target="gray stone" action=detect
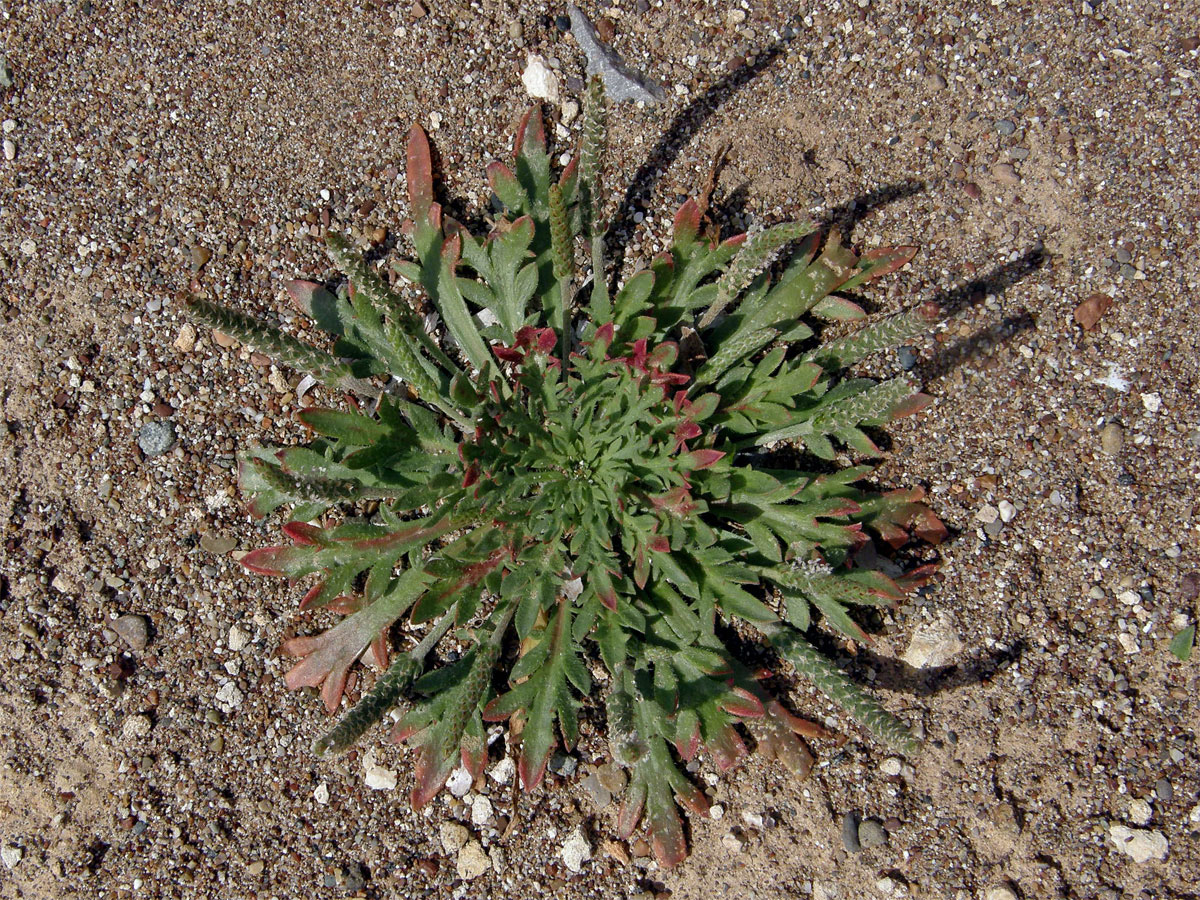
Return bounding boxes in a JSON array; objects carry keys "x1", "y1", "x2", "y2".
[
  {"x1": 841, "y1": 811, "x2": 861, "y2": 852},
  {"x1": 858, "y1": 818, "x2": 888, "y2": 848},
  {"x1": 137, "y1": 420, "x2": 176, "y2": 457},
  {"x1": 994, "y1": 119, "x2": 1017, "y2": 136},
  {"x1": 113, "y1": 613, "x2": 150, "y2": 650},
  {"x1": 567, "y1": 5, "x2": 664, "y2": 103}
]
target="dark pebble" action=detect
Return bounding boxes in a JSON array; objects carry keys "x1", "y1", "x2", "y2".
[
  {"x1": 995, "y1": 119, "x2": 1016, "y2": 136},
  {"x1": 898, "y1": 346, "x2": 918, "y2": 370},
  {"x1": 1180, "y1": 572, "x2": 1200, "y2": 602},
  {"x1": 1182, "y1": 36, "x2": 1199, "y2": 52},
  {"x1": 566, "y1": 75, "x2": 584, "y2": 93},
  {"x1": 1117, "y1": 472, "x2": 1135, "y2": 486},
  {"x1": 555, "y1": 14, "x2": 570, "y2": 31},
  {"x1": 841, "y1": 811, "x2": 861, "y2": 853},
  {"x1": 964, "y1": 182, "x2": 982, "y2": 200}
]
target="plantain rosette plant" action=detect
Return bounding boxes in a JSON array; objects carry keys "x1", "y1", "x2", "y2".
[{"x1": 188, "y1": 79, "x2": 946, "y2": 867}]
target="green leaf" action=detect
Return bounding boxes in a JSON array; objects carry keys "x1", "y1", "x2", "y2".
[{"x1": 1169, "y1": 625, "x2": 1195, "y2": 662}]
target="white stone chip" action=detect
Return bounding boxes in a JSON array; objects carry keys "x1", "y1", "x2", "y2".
[
  {"x1": 521, "y1": 54, "x2": 560, "y2": 102},
  {"x1": 440, "y1": 821, "x2": 470, "y2": 855},
  {"x1": 1109, "y1": 823, "x2": 1168, "y2": 863},
  {"x1": 446, "y1": 765, "x2": 473, "y2": 797},
  {"x1": 314, "y1": 783, "x2": 330, "y2": 805},
  {"x1": 488, "y1": 756, "x2": 515, "y2": 785},
  {"x1": 456, "y1": 840, "x2": 490, "y2": 880},
  {"x1": 228, "y1": 625, "x2": 250, "y2": 652},
  {"x1": 363, "y1": 748, "x2": 398, "y2": 791},
  {"x1": 1, "y1": 845, "x2": 22, "y2": 869},
  {"x1": 560, "y1": 826, "x2": 593, "y2": 873},
  {"x1": 902, "y1": 617, "x2": 964, "y2": 669}
]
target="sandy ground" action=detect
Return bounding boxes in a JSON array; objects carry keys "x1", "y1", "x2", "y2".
[{"x1": 1, "y1": 1, "x2": 1198, "y2": 898}]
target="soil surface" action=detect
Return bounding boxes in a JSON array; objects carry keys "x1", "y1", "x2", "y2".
[{"x1": 2, "y1": 1, "x2": 1198, "y2": 899}]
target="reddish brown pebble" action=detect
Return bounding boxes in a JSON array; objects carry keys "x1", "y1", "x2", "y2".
[
  {"x1": 119, "y1": 816, "x2": 136, "y2": 830},
  {"x1": 415, "y1": 859, "x2": 438, "y2": 877},
  {"x1": 410, "y1": 0, "x2": 428, "y2": 19},
  {"x1": 964, "y1": 181, "x2": 982, "y2": 199},
  {"x1": 249, "y1": 352, "x2": 272, "y2": 366},
  {"x1": 597, "y1": 18, "x2": 616, "y2": 43},
  {"x1": 1182, "y1": 36, "x2": 1200, "y2": 51},
  {"x1": 190, "y1": 245, "x2": 212, "y2": 270},
  {"x1": 1182, "y1": 572, "x2": 1200, "y2": 602},
  {"x1": 357, "y1": 198, "x2": 377, "y2": 216},
  {"x1": 153, "y1": 402, "x2": 174, "y2": 418},
  {"x1": 1074, "y1": 292, "x2": 1112, "y2": 330},
  {"x1": 212, "y1": 330, "x2": 237, "y2": 348}
]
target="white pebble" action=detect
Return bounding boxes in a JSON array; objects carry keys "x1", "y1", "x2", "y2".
[
  {"x1": 2, "y1": 139, "x2": 15, "y2": 160},
  {"x1": 880, "y1": 757, "x2": 904, "y2": 776},
  {"x1": 1109, "y1": 824, "x2": 1168, "y2": 863},
  {"x1": 560, "y1": 826, "x2": 593, "y2": 873},
  {"x1": 470, "y1": 795, "x2": 494, "y2": 827},
  {"x1": 488, "y1": 757, "x2": 515, "y2": 785},
  {"x1": 228, "y1": 625, "x2": 249, "y2": 651},
  {"x1": 1140, "y1": 392, "x2": 1162, "y2": 413},
  {"x1": 1117, "y1": 632, "x2": 1140, "y2": 654},
  {"x1": 363, "y1": 748, "x2": 398, "y2": 791},
  {"x1": 446, "y1": 765, "x2": 473, "y2": 797},
  {"x1": 1, "y1": 119, "x2": 15, "y2": 133},
  {"x1": 997, "y1": 500, "x2": 1017, "y2": 523},
  {"x1": 975, "y1": 504, "x2": 999, "y2": 524},
  {"x1": 521, "y1": 54, "x2": 560, "y2": 102},
  {"x1": 314, "y1": 783, "x2": 330, "y2": 805},
  {"x1": 1127, "y1": 798, "x2": 1152, "y2": 825},
  {"x1": 1, "y1": 845, "x2": 21, "y2": 870}
]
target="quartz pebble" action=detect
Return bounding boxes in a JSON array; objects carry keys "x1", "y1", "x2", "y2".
[
  {"x1": 983, "y1": 886, "x2": 1018, "y2": 900},
  {"x1": 137, "y1": 421, "x2": 176, "y2": 457},
  {"x1": 1, "y1": 845, "x2": 21, "y2": 869},
  {"x1": 446, "y1": 766, "x2": 473, "y2": 797},
  {"x1": 521, "y1": 54, "x2": 560, "y2": 102}
]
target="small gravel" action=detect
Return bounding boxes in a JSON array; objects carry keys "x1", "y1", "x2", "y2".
[{"x1": 136, "y1": 421, "x2": 176, "y2": 457}]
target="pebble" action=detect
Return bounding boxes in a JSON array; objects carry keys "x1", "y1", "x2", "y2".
[
  {"x1": 173, "y1": 324, "x2": 197, "y2": 352},
  {"x1": 902, "y1": 617, "x2": 964, "y2": 668},
  {"x1": 858, "y1": 819, "x2": 888, "y2": 849},
  {"x1": 976, "y1": 504, "x2": 1000, "y2": 525},
  {"x1": 470, "y1": 795, "x2": 494, "y2": 827},
  {"x1": 841, "y1": 811, "x2": 862, "y2": 852},
  {"x1": 212, "y1": 330, "x2": 238, "y2": 348},
  {"x1": 1108, "y1": 824, "x2": 1168, "y2": 863},
  {"x1": 994, "y1": 119, "x2": 1016, "y2": 136},
  {"x1": 997, "y1": 500, "x2": 1017, "y2": 523},
  {"x1": 314, "y1": 783, "x2": 329, "y2": 805},
  {"x1": 880, "y1": 757, "x2": 903, "y2": 776},
  {"x1": 190, "y1": 245, "x2": 213, "y2": 270},
  {"x1": 1140, "y1": 392, "x2": 1162, "y2": 413},
  {"x1": 137, "y1": 421, "x2": 176, "y2": 457},
  {"x1": 992, "y1": 163, "x2": 1019, "y2": 184},
  {"x1": 1, "y1": 119, "x2": 14, "y2": 134},
  {"x1": 122, "y1": 713, "x2": 152, "y2": 740},
  {"x1": 446, "y1": 766, "x2": 473, "y2": 797},
  {"x1": 1100, "y1": 423, "x2": 1123, "y2": 455},
  {"x1": 201, "y1": 531, "x2": 237, "y2": 555},
  {"x1": 926, "y1": 73, "x2": 947, "y2": 89},
  {"x1": 113, "y1": 613, "x2": 150, "y2": 651},
  {"x1": 560, "y1": 826, "x2": 593, "y2": 873},
  {"x1": 1154, "y1": 779, "x2": 1173, "y2": 803},
  {"x1": 488, "y1": 757, "x2": 515, "y2": 785},
  {"x1": 548, "y1": 751, "x2": 577, "y2": 777},
  {"x1": 246, "y1": 860, "x2": 265, "y2": 877},
  {"x1": 1, "y1": 845, "x2": 22, "y2": 869},
  {"x1": 440, "y1": 822, "x2": 469, "y2": 855},
  {"x1": 18, "y1": 238, "x2": 35, "y2": 256},
  {"x1": 721, "y1": 831, "x2": 746, "y2": 853},
  {"x1": 363, "y1": 748, "x2": 398, "y2": 790},
  {"x1": 1127, "y1": 798, "x2": 1152, "y2": 825},
  {"x1": 580, "y1": 773, "x2": 612, "y2": 809},
  {"x1": 521, "y1": 54, "x2": 560, "y2": 102},
  {"x1": 227, "y1": 624, "x2": 250, "y2": 651},
  {"x1": 983, "y1": 886, "x2": 1018, "y2": 900},
  {"x1": 456, "y1": 840, "x2": 489, "y2": 880},
  {"x1": 2, "y1": 139, "x2": 15, "y2": 161},
  {"x1": 964, "y1": 182, "x2": 982, "y2": 200},
  {"x1": 897, "y1": 345, "x2": 917, "y2": 370}
]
